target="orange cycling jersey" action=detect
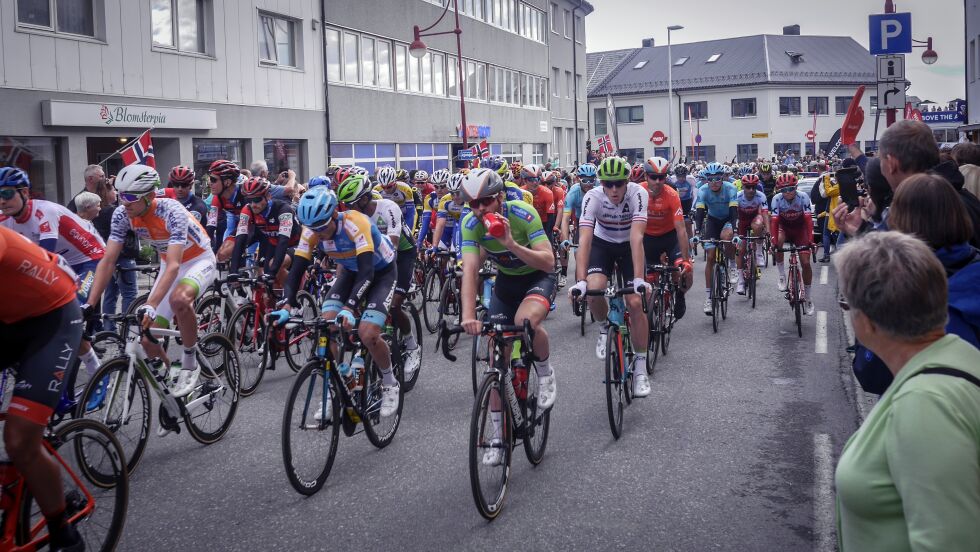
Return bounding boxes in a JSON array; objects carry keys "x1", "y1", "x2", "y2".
[
  {"x1": 0, "y1": 225, "x2": 77, "y2": 324},
  {"x1": 109, "y1": 198, "x2": 211, "y2": 262},
  {"x1": 548, "y1": 185, "x2": 565, "y2": 215},
  {"x1": 522, "y1": 184, "x2": 554, "y2": 222},
  {"x1": 644, "y1": 184, "x2": 684, "y2": 237}
]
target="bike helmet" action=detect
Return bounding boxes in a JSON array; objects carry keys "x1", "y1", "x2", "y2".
[
  {"x1": 775, "y1": 172, "x2": 798, "y2": 190},
  {"x1": 208, "y1": 159, "x2": 240, "y2": 181},
  {"x1": 297, "y1": 187, "x2": 338, "y2": 227},
  {"x1": 643, "y1": 156, "x2": 671, "y2": 176},
  {"x1": 703, "y1": 162, "x2": 725, "y2": 178},
  {"x1": 576, "y1": 163, "x2": 597, "y2": 179},
  {"x1": 627, "y1": 163, "x2": 644, "y2": 183},
  {"x1": 168, "y1": 165, "x2": 194, "y2": 186},
  {"x1": 241, "y1": 176, "x2": 271, "y2": 198},
  {"x1": 116, "y1": 164, "x2": 160, "y2": 195},
  {"x1": 485, "y1": 156, "x2": 509, "y2": 177},
  {"x1": 760, "y1": 162, "x2": 772, "y2": 173},
  {"x1": 348, "y1": 166, "x2": 369, "y2": 178},
  {"x1": 739, "y1": 166, "x2": 754, "y2": 177},
  {"x1": 325, "y1": 164, "x2": 340, "y2": 177},
  {"x1": 431, "y1": 168, "x2": 451, "y2": 186},
  {"x1": 741, "y1": 173, "x2": 760, "y2": 187},
  {"x1": 337, "y1": 173, "x2": 373, "y2": 204},
  {"x1": 334, "y1": 167, "x2": 352, "y2": 186},
  {"x1": 460, "y1": 168, "x2": 504, "y2": 202},
  {"x1": 543, "y1": 171, "x2": 559, "y2": 185},
  {"x1": 395, "y1": 168, "x2": 409, "y2": 182},
  {"x1": 674, "y1": 165, "x2": 689, "y2": 178},
  {"x1": 413, "y1": 170, "x2": 430, "y2": 184},
  {"x1": 308, "y1": 175, "x2": 331, "y2": 189},
  {"x1": 509, "y1": 162, "x2": 523, "y2": 179},
  {"x1": 447, "y1": 172, "x2": 465, "y2": 193},
  {"x1": 0, "y1": 167, "x2": 30, "y2": 188},
  {"x1": 520, "y1": 164, "x2": 542, "y2": 180},
  {"x1": 376, "y1": 165, "x2": 397, "y2": 186},
  {"x1": 596, "y1": 157, "x2": 630, "y2": 181}
]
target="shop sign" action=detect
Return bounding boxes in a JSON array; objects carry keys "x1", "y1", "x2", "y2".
[
  {"x1": 456, "y1": 124, "x2": 492, "y2": 139},
  {"x1": 41, "y1": 100, "x2": 217, "y2": 129},
  {"x1": 751, "y1": 132, "x2": 769, "y2": 138}
]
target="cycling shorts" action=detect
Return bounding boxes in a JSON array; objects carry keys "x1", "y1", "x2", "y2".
[
  {"x1": 149, "y1": 251, "x2": 217, "y2": 326},
  {"x1": 738, "y1": 215, "x2": 764, "y2": 237},
  {"x1": 702, "y1": 216, "x2": 732, "y2": 250},
  {"x1": 587, "y1": 237, "x2": 635, "y2": 280},
  {"x1": 643, "y1": 231, "x2": 682, "y2": 266},
  {"x1": 324, "y1": 264, "x2": 396, "y2": 327},
  {"x1": 488, "y1": 270, "x2": 556, "y2": 325},
  {"x1": 680, "y1": 197, "x2": 694, "y2": 221},
  {"x1": 0, "y1": 301, "x2": 83, "y2": 426},
  {"x1": 72, "y1": 259, "x2": 100, "y2": 304},
  {"x1": 394, "y1": 247, "x2": 416, "y2": 297},
  {"x1": 778, "y1": 221, "x2": 813, "y2": 248}
]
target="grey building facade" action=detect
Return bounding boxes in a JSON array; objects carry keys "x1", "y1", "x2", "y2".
[{"x1": 963, "y1": 0, "x2": 980, "y2": 140}]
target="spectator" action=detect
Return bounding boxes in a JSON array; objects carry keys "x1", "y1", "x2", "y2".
[
  {"x1": 847, "y1": 143, "x2": 867, "y2": 175},
  {"x1": 930, "y1": 157, "x2": 980, "y2": 248},
  {"x1": 67, "y1": 164, "x2": 106, "y2": 213},
  {"x1": 834, "y1": 231, "x2": 980, "y2": 552},
  {"x1": 961, "y1": 163, "x2": 980, "y2": 199},
  {"x1": 951, "y1": 142, "x2": 980, "y2": 166},
  {"x1": 250, "y1": 160, "x2": 269, "y2": 179},
  {"x1": 73, "y1": 191, "x2": 101, "y2": 233},
  {"x1": 816, "y1": 171, "x2": 838, "y2": 262},
  {"x1": 93, "y1": 180, "x2": 139, "y2": 332}
]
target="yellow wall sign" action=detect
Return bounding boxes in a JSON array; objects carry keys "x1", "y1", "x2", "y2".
[{"x1": 751, "y1": 132, "x2": 769, "y2": 138}]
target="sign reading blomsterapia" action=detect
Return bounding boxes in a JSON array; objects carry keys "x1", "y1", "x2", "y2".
[{"x1": 41, "y1": 100, "x2": 217, "y2": 129}]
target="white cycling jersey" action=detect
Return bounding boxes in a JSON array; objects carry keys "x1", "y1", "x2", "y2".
[
  {"x1": 1, "y1": 199, "x2": 105, "y2": 267},
  {"x1": 369, "y1": 198, "x2": 403, "y2": 246},
  {"x1": 578, "y1": 183, "x2": 648, "y2": 243}
]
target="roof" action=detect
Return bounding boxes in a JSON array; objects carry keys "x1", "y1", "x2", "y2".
[
  {"x1": 585, "y1": 49, "x2": 636, "y2": 91},
  {"x1": 588, "y1": 34, "x2": 876, "y2": 97}
]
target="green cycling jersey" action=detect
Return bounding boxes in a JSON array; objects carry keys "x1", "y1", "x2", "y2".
[{"x1": 460, "y1": 200, "x2": 548, "y2": 276}]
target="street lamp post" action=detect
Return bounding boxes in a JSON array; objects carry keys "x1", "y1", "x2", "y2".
[
  {"x1": 410, "y1": 0, "x2": 469, "y2": 156},
  {"x1": 667, "y1": 25, "x2": 683, "y2": 160}
]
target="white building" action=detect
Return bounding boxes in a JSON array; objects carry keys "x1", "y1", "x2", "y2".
[
  {"x1": 586, "y1": 31, "x2": 880, "y2": 164},
  {"x1": 961, "y1": 0, "x2": 980, "y2": 141}
]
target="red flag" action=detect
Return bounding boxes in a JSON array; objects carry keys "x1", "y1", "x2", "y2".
[
  {"x1": 1, "y1": 138, "x2": 34, "y2": 172},
  {"x1": 840, "y1": 86, "x2": 866, "y2": 146},
  {"x1": 120, "y1": 130, "x2": 156, "y2": 168},
  {"x1": 596, "y1": 134, "x2": 613, "y2": 154}
]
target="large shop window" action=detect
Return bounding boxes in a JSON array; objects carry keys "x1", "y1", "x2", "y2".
[
  {"x1": 264, "y1": 139, "x2": 305, "y2": 180},
  {"x1": 0, "y1": 136, "x2": 61, "y2": 202},
  {"x1": 773, "y1": 142, "x2": 799, "y2": 156},
  {"x1": 193, "y1": 138, "x2": 245, "y2": 187},
  {"x1": 329, "y1": 143, "x2": 448, "y2": 174}
]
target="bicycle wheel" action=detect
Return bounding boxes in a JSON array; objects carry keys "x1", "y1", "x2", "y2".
[
  {"x1": 91, "y1": 331, "x2": 125, "y2": 361},
  {"x1": 711, "y1": 266, "x2": 721, "y2": 333},
  {"x1": 438, "y1": 275, "x2": 461, "y2": 351},
  {"x1": 195, "y1": 294, "x2": 228, "y2": 337},
  {"x1": 719, "y1": 264, "x2": 729, "y2": 320},
  {"x1": 281, "y1": 360, "x2": 341, "y2": 495},
  {"x1": 522, "y1": 364, "x2": 551, "y2": 465},
  {"x1": 660, "y1": 298, "x2": 673, "y2": 356},
  {"x1": 749, "y1": 255, "x2": 758, "y2": 309},
  {"x1": 471, "y1": 333, "x2": 492, "y2": 396},
  {"x1": 17, "y1": 419, "x2": 128, "y2": 552},
  {"x1": 421, "y1": 268, "x2": 442, "y2": 333},
  {"x1": 646, "y1": 292, "x2": 662, "y2": 375},
  {"x1": 184, "y1": 333, "x2": 240, "y2": 444},
  {"x1": 361, "y1": 354, "x2": 402, "y2": 449},
  {"x1": 284, "y1": 291, "x2": 319, "y2": 372},
  {"x1": 125, "y1": 292, "x2": 149, "y2": 315},
  {"x1": 791, "y1": 266, "x2": 803, "y2": 338},
  {"x1": 76, "y1": 357, "x2": 150, "y2": 474},
  {"x1": 226, "y1": 303, "x2": 266, "y2": 396},
  {"x1": 469, "y1": 372, "x2": 511, "y2": 520},
  {"x1": 399, "y1": 303, "x2": 424, "y2": 392},
  {"x1": 605, "y1": 328, "x2": 625, "y2": 439}
]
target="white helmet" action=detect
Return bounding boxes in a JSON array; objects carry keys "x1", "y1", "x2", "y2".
[
  {"x1": 413, "y1": 170, "x2": 430, "y2": 183},
  {"x1": 376, "y1": 165, "x2": 397, "y2": 186},
  {"x1": 115, "y1": 164, "x2": 160, "y2": 195},
  {"x1": 349, "y1": 165, "x2": 369, "y2": 177},
  {"x1": 447, "y1": 172, "x2": 465, "y2": 192},
  {"x1": 431, "y1": 169, "x2": 451, "y2": 185}
]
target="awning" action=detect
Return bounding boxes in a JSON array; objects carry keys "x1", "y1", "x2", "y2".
[{"x1": 958, "y1": 122, "x2": 980, "y2": 132}]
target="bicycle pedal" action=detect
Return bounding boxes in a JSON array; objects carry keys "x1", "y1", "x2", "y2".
[{"x1": 340, "y1": 409, "x2": 357, "y2": 436}]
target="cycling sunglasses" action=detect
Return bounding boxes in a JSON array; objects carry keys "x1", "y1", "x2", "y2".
[
  {"x1": 119, "y1": 191, "x2": 151, "y2": 204},
  {"x1": 172, "y1": 182, "x2": 193, "y2": 188},
  {"x1": 524, "y1": 177, "x2": 541, "y2": 182},
  {"x1": 601, "y1": 179, "x2": 627, "y2": 188},
  {"x1": 208, "y1": 175, "x2": 219, "y2": 182},
  {"x1": 579, "y1": 177, "x2": 596, "y2": 184},
  {"x1": 780, "y1": 186, "x2": 797, "y2": 193},
  {"x1": 0, "y1": 188, "x2": 20, "y2": 200},
  {"x1": 645, "y1": 173, "x2": 668, "y2": 181},
  {"x1": 469, "y1": 196, "x2": 497, "y2": 210},
  {"x1": 706, "y1": 176, "x2": 723, "y2": 182},
  {"x1": 247, "y1": 195, "x2": 266, "y2": 203}
]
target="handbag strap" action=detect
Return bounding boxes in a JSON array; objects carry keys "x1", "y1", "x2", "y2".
[{"x1": 911, "y1": 367, "x2": 980, "y2": 388}]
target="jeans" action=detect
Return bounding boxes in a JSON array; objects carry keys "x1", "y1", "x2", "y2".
[
  {"x1": 820, "y1": 218, "x2": 833, "y2": 257},
  {"x1": 103, "y1": 257, "x2": 138, "y2": 332}
]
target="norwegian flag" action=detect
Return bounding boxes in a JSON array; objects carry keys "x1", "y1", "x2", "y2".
[
  {"x1": 120, "y1": 130, "x2": 155, "y2": 168},
  {"x1": 1, "y1": 138, "x2": 34, "y2": 172},
  {"x1": 596, "y1": 134, "x2": 613, "y2": 154},
  {"x1": 476, "y1": 139, "x2": 490, "y2": 159}
]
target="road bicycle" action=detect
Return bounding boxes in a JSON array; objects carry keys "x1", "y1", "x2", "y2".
[
  {"x1": 280, "y1": 316, "x2": 404, "y2": 496},
  {"x1": 702, "y1": 239, "x2": 734, "y2": 333},
  {"x1": 574, "y1": 282, "x2": 647, "y2": 440},
  {"x1": 781, "y1": 244, "x2": 812, "y2": 338},
  {"x1": 438, "y1": 320, "x2": 550, "y2": 520},
  {"x1": 195, "y1": 270, "x2": 257, "y2": 338},
  {"x1": 737, "y1": 235, "x2": 766, "y2": 309},
  {"x1": 645, "y1": 263, "x2": 680, "y2": 374},
  {"x1": 76, "y1": 313, "x2": 241, "y2": 474},
  {"x1": 469, "y1": 262, "x2": 498, "y2": 395},
  {"x1": 420, "y1": 250, "x2": 455, "y2": 334},
  {"x1": 567, "y1": 243, "x2": 593, "y2": 337}
]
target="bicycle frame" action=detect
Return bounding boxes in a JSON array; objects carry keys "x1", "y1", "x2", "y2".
[{"x1": 299, "y1": 321, "x2": 377, "y2": 425}]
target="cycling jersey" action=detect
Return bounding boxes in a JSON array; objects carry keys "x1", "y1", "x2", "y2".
[
  {"x1": 436, "y1": 194, "x2": 465, "y2": 226},
  {"x1": 644, "y1": 185, "x2": 683, "y2": 237},
  {"x1": 370, "y1": 198, "x2": 414, "y2": 252},
  {"x1": 695, "y1": 182, "x2": 739, "y2": 220},
  {"x1": 374, "y1": 182, "x2": 417, "y2": 229},
  {"x1": 578, "y1": 183, "x2": 648, "y2": 244},
  {"x1": 110, "y1": 198, "x2": 211, "y2": 262},
  {"x1": 505, "y1": 181, "x2": 533, "y2": 204},
  {"x1": 294, "y1": 210, "x2": 396, "y2": 271},
  {"x1": 461, "y1": 200, "x2": 548, "y2": 276},
  {"x1": 562, "y1": 184, "x2": 588, "y2": 220},
  {"x1": 206, "y1": 177, "x2": 289, "y2": 240},
  {"x1": 736, "y1": 191, "x2": 769, "y2": 220},
  {"x1": 547, "y1": 185, "x2": 565, "y2": 215},
  {"x1": 522, "y1": 184, "x2": 554, "y2": 223},
  {"x1": 0, "y1": 225, "x2": 78, "y2": 324},
  {"x1": 770, "y1": 192, "x2": 813, "y2": 226},
  {"x1": 229, "y1": 199, "x2": 300, "y2": 274},
  {"x1": 668, "y1": 175, "x2": 696, "y2": 201},
  {"x1": 1, "y1": 199, "x2": 105, "y2": 268}
]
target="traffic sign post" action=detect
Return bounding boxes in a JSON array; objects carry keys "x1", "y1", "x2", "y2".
[
  {"x1": 805, "y1": 130, "x2": 816, "y2": 141},
  {"x1": 869, "y1": 12, "x2": 912, "y2": 55},
  {"x1": 876, "y1": 80, "x2": 906, "y2": 110},
  {"x1": 457, "y1": 149, "x2": 475, "y2": 161}
]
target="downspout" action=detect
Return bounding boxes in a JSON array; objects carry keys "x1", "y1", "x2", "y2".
[
  {"x1": 321, "y1": 0, "x2": 333, "y2": 166},
  {"x1": 572, "y1": 1, "x2": 584, "y2": 165}
]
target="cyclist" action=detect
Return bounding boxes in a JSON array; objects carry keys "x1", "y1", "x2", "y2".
[
  {"x1": 544, "y1": 171, "x2": 568, "y2": 283},
  {"x1": 375, "y1": 165, "x2": 418, "y2": 231},
  {"x1": 415, "y1": 173, "x2": 450, "y2": 250},
  {"x1": 411, "y1": 169, "x2": 434, "y2": 205},
  {"x1": 459, "y1": 168, "x2": 558, "y2": 464},
  {"x1": 273, "y1": 187, "x2": 401, "y2": 417},
  {"x1": 206, "y1": 160, "x2": 296, "y2": 262},
  {"x1": 0, "y1": 167, "x2": 106, "y2": 379},
  {"x1": 669, "y1": 165, "x2": 697, "y2": 244},
  {"x1": 519, "y1": 165, "x2": 556, "y2": 245},
  {"x1": 559, "y1": 163, "x2": 596, "y2": 260},
  {"x1": 642, "y1": 157, "x2": 692, "y2": 320},
  {"x1": 429, "y1": 171, "x2": 466, "y2": 256},
  {"x1": 769, "y1": 173, "x2": 815, "y2": 314},
  {"x1": 567, "y1": 157, "x2": 652, "y2": 397},
  {"x1": 163, "y1": 165, "x2": 208, "y2": 224},
  {"x1": 0, "y1": 224, "x2": 85, "y2": 552},
  {"x1": 733, "y1": 173, "x2": 770, "y2": 295},
  {"x1": 86, "y1": 164, "x2": 216, "y2": 399},
  {"x1": 758, "y1": 163, "x2": 777, "y2": 199},
  {"x1": 693, "y1": 161, "x2": 739, "y2": 315},
  {"x1": 227, "y1": 176, "x2": 301, "y2": 289}
]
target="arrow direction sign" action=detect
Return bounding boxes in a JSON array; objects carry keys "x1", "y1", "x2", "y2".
[{"x1": 877, "y1": 80, "x2": 906, "y2": 110}]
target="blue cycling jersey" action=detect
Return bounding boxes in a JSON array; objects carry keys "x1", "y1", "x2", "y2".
[
  {"x1": 563, "y1": 184, "x2": 586, "y2": 219},
  {"x1": 695, "y1": 182, "x2": 739, "y2": 220},
  {"x1": 669, "y1": 175, "x2": 695, "y2": 201}
]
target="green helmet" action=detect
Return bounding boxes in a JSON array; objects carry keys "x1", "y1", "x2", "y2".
[
  {"x1": 336, "y1": 173, "x2": 372, "y2": 204},
  {"x1": 597, "y1": 156, "x2": 630, "y2": 181}
]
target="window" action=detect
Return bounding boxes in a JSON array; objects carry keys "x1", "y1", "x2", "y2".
[
  {"x1": 565, "y1": 70, "x2": 572, "y2": 98},
  {"x1": 550, "y1": 3, "x2": 558, "y2": 33},
  {"x1": 615, "y1": 105, "x2": 643, "y2": 124},
  {"x1": 865, "y1": 140, "x2": 878, "y2": 152},
  {"x1": 361, "y1": 36, "x2": 376, "y2": 86},
  {"x1": 563, "y1": 9, "x2": 571, "y2": 38},
  {"x1": 551, "y1": 67, "x2": 559, "y2": 96},
  {"x1": 517, "y1": 3, "x2": 546, "y2": 42},
  {"x1": 431, "y1": 52, "x2": 444, "y2": 95},
  {"x1": 151, "y1": 0, "x2": 207, "y2": 53},
  {"x1": 653, "y1": 147, "x2": 670, "y2": 158},
  {"x1": 731, "y1": 98, "x2": 756, "y2": 118},
  {"x1": 835, "y1": 96, "x2": 852, "y2": 115},
  {"x1": 532, "y1": 143, "x2": 546, "y2": 165},
  {"x1": 706, "y1": 53, "x2": 722, "y2": 63},
  {"x1": 17, "y1": 0, "x2": 98, "y2": 37},
  {"x1": 395, "y1": 43, "x2": 408, "y2": 90},
  {"x1": 0, "y1": 137, "x2": 62, "y2": 202},
  {"x1": 673, "y1": 57, "x2": 689, "y2": 66},
  {"x1": 378, "y1": 41, "x2": 392, "y2": 89},
  {"x1": 575, "y1": 15, "x2": 584, "y2": 43},
  {"x1": 683, "y1": 101, "x2": 707, "y2": 120},
  {"x1": 779, "y1": 96, "x2": 801, "y2": 116},
  {"x1": 409, "y1": 53, "x2": 421, "y2": 92},
  {"x1": 519, "y1": 74, "x2": 548, "y2": 109},
  {"x1": 421, "y1": 50, "x2": 432, "y2": 93},
  {"x1": 633, "y1": 61, "x2": 648, "y2": 70},
  {"x1": 463, "y1": 60, "x2": 486, "y2": 100},
  {"x1": 490, "y1": 66, "x2": 520, "y2": 105},
  {"x1": 194, "y1": 138, "x2": 245, "y2": 191},
  {"x1": 594, "y1": 108, "x2": 607, "y2": 135},
  {"x1": 684, "y1": 146, "x2": 715, "y2": 162},
  {"x1": 870, "y1": 95, "x2": 878, "y2": 112},
  {"x1": 259, "y1": 12, "x2": 297, "y2": 68},
  {"x1": 619, "y1": 148, "x2": 645, "y2": 164},
  {"x1": 576, "y1": 74, "x2": 583, "y2": 100},
  {"x1": 971, "y1": 39, "x2": 976, "y2": 82},
  {"x1": 808, "y1": 96, "x2": 829, "y2": 115},
  {"x1": 552, "y1": 127, "x2": 561, "y2": 164},
  {"x1": 566, "y1": 128, "x2": 574, "y2": 166},
  {"x1": 326, "y1": 28, "x2": 341, "y2": 82},
  {"x1": 774, "y1": 143, "x2": 799, "y2": 156},
  {"x1": 447, "y1": 55, "x2": 458, "y2": 97},
  {"x1": 264, "y1": 139, "x2": 305, "y2": 180},
  {"x1": 736, "y1": 144, "x2": 758, "y2": 161},
  {"x1": 329, "y1": 142, "x2": 397, "y2": 173}
]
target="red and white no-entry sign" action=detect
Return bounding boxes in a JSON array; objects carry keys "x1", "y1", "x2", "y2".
[
  {"x1": 650, "y1": 130, "x2": 667, "y2": 145},
  {"x1": 805, "y1": 130, "x2": 816, "y2": 141}
]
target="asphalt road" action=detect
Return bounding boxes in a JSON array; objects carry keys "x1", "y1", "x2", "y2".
[{"x1": 116, "y1": 255, "x2": 866, "y2": 551}]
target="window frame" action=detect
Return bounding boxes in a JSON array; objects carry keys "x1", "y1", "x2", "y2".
[
  {"x1": 151, "y1": 0, "x2": 211, "y2": 56},
  {"x1": 730, "y1": 97, "x2": 756, "y2": 118},
  {"x1": 615, "y1": 105, "x2": 644, "y2": 124},
  {"x1": 594, "y1": 107, "x2": 607, "y2": 135},
  {"x1": 258, "y1": 10, "x2": 301, "y2": 70},
  {"x1": 807, "y1": 96, "x2": 829, "y2": 116},
  {"x1": 15, "y1": 0, "x2": 106, "y2": 42},
  {"x1": 779, "y1": 96, "x2": 802, "y2": 116},
  {"x1": 835, "y1": 96, "x2": 852, "y2": 116},
  {"x1": 550, "y1": 3, "x2": 559, "y2": 34},
  {"x1": 683, "y1": 101, "x2": 708, "y2": 121}
]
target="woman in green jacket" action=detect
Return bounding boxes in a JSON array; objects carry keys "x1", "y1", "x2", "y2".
[{"x1": 834, "y1": 230, "x2": 980, "y2": 552}]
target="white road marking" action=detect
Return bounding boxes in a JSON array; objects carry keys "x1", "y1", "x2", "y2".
[
  {"x1": 816, "y1": 311, "x2": 828, "y2": 354},
  {"x1": 820, "y1": 266, "x2": 828, "y2": 285},
  {"x1": 812, "y1": 433, "x2": 836, "y2": 552}
]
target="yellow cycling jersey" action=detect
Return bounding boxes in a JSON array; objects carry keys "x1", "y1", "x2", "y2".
[
  {"x1": 505, "y1": 181, "x2": 533, "y2": 204},
  {"x1": 436, "y1": 193, "x2": 465, "y2": 224},
  {"x1": 373, "y1": 182, "x2": 416, "y2": 209}
]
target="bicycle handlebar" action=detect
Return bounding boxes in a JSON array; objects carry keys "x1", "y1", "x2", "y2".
[
  {"x1": 572, "y1": 286, "x2": 648, "y2": 313},
  {"x1": 436, "y1": 319, "x2": 533, "y2": 363},
  {"x1": 117, "y1": 264, "x2": 159, "y2": 274}
]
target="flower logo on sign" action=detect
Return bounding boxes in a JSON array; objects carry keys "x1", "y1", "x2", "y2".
[{"x1": 100, "y1": 104, "x2": 112, "y2": 124}]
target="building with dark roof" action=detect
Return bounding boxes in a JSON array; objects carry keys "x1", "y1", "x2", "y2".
[{"x1": 586, "y1": 31, "x2": 880, "y2": 163}]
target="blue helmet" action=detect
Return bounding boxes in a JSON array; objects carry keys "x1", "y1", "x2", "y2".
[
  {"x1": 307, "y1": 175, "x2": 331, "y2": 189},
  {"x1": 0, "y1": 167, "x2": 30, "y2": 188},
  {"x1": 704, "y1": 162, "x2": 725, "y2": 176},
  {"x1": 484, "y1": 156, "x2": 509, "y2": 177},
  {"x1": 576, "y1": 163, "x2": 597, "y2": 178},
  {"x1": 739, "y1": 166, "x2": 753, "y2": 177},
  {"x1": 297, "y1": 187, "x2": 338, "y2": 227}
]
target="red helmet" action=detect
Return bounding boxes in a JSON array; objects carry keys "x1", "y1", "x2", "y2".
[
  {"x1": 169, "y1": 165, "x2": 195, "y2": 186},
  {"x1": 775, "y1": 172, "x2": 798, "y2": 190},
  {"x1": 629, "y1": 163, "x2": 645, "y2": 183},
  {"x1": 741, "y1": 173, "x2": 760, "y2": 186},
  {"x1": 208, "y1": 159, "x2": 240, "y2": 180},
  {"x1": 242, "y1": 176, "x2": 271, "y2": 198},
  {"x1": 334, "y1": 167, "x2": 352, "y2": 186}
]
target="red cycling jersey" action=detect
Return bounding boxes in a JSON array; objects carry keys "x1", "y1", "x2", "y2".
[
  {"x1": 522, "y1": 184, "x2": 554, "y2": 222},
  {"x1": 0, "y1": 225, "x2": 78, "y2": 324}
]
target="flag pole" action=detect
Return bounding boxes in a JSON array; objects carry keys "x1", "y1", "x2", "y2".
[{"x1": 97, "y1": 128, "x2": 154, "y2": 167}]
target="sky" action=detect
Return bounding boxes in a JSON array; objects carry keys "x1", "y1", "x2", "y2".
[{"x1": 584, "y1": 0, "x2": 966, "y2": 105}]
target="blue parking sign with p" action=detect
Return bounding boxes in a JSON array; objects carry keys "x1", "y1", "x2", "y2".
[{"x1": 869, "y1": 13, "x2": 912, "y2": 55}]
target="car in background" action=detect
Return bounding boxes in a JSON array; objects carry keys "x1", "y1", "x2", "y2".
[{"x1": 796, "y1": 176, "x2": 822, "y2": 242}]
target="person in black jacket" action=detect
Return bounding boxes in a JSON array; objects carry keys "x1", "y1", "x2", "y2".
[{"x1": 92, "y1": 182, "x2": 140, "y2": 332}]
